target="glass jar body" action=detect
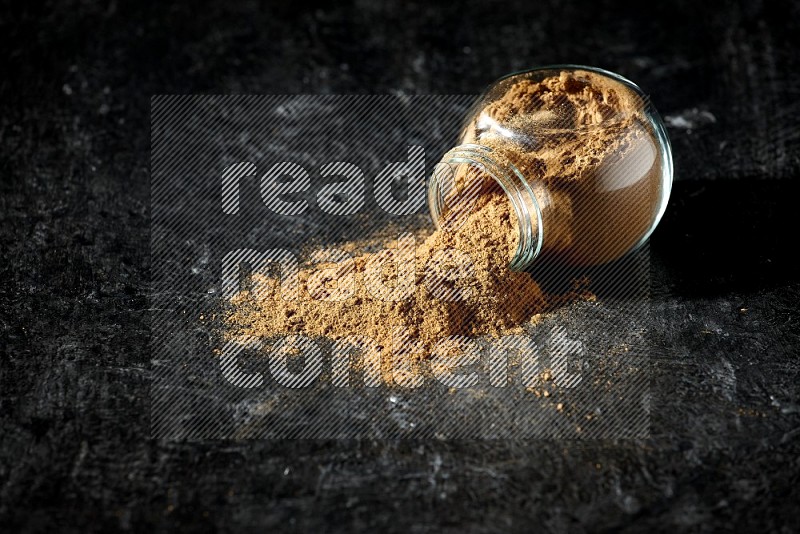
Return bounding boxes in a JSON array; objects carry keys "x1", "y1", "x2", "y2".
[{"x1": 428, "y1": 65, "x2": 673, "y2": 269}]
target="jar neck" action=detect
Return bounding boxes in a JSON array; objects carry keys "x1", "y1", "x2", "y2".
[{"x1": 428, "y1": 144, "x2": 544, "y2": 271}]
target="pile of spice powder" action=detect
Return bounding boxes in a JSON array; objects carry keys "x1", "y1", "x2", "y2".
[{"x1": 226, "y1": 177, "x2": 546, "y2": 361}]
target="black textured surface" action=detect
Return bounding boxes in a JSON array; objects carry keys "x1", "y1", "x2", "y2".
[{"x1": 2, "y1": 0, "x2": 799, "y2": 531}]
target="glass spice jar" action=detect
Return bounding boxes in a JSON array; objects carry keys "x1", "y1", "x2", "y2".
[{"x1": 428, "y1": 65, "x2": 673, "y2": 269}]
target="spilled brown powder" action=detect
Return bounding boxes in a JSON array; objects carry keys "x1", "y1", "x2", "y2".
[
  {"x1": 227, "y1": 178, "x2": 546, "y2": 359},
  {"x1": 225, "y1": 70, "x2": 654, "y2": 357}
]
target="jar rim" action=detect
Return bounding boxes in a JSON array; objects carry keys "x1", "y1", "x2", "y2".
[{"x1": 428, "y1": 144, "x2": 544, "y2": 271}]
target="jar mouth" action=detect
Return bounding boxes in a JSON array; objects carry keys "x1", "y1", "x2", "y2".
[{"x1": 428, "y1": 144, "x2": 544, "y2": 271}]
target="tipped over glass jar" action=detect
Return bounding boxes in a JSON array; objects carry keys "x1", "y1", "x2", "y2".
[{"x1": 428, "y1": 65, "x2": 673, "y2": 270}]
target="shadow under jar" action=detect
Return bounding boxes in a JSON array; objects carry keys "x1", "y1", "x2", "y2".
[{"x1": 429, "y1": 65, "x2": 673, "y2": 269}]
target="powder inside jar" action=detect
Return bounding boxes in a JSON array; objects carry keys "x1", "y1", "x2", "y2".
[{"x1": 462, "y1": 69, "x2": 663, "y2": 266}]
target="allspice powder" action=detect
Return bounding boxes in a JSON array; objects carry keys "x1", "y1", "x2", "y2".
[
  {"x1": 225, "y1": 70, "x2": 656, "y2": 357},
  {"x1": 227, "y1": 177, "x2": 546, "y2": 359}
]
